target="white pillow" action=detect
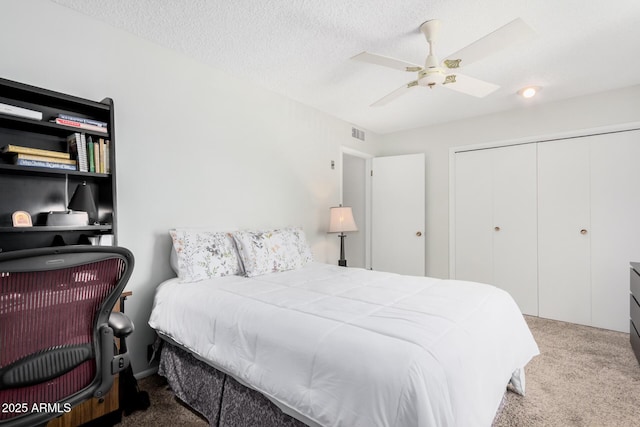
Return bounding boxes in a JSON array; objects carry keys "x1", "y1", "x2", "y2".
[
  {"x1": 232, "y1": 227, "x2": 313, "y2": 277},
  {"x1": 169, "y1": 229, "x2": 243, "y2": 282}
]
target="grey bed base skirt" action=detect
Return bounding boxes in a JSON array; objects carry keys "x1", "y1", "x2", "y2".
[
  {"x1": 158, "y1": 341, "x2": 307, "y2": 427},
  {"x1": 159, "y1": 340, "x2": 511, "y2": 426}
]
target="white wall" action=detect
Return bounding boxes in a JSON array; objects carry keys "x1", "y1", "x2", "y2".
[
  {"x1": 0, "y1": 0, "x2": 378, "y2": 376},
  {"x1": 373, "y1": 86, "x2": 640, "y2": 279}
]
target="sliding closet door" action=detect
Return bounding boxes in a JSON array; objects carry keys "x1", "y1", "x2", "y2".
[
  {"x1": 538, "y1": 139, "x2": 591, "y2": 326},
  {"x1": 590, "y1": 129, "x2": 640, "y2": 332},
  {"x1": 492, "y1": 144, "x2": 538, "y2": 315},
  {"x1": 454, "y1": 149, "x2": 493, "y2": 284},
  {"x1": 454, "y1": 144, "x2": 537, "y2": 315}
]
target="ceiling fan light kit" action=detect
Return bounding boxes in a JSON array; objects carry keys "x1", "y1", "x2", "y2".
[
  {"x1": 518, "y1": 86, "x2": 541, "y2": 98},
  {"x1": 351, "y1": 18, "x2": 535, "y2": 106}
]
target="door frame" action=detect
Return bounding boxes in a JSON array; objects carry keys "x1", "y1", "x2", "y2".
[{"x1": 341, "y1": 146, "x2": 373, "y2": 269}]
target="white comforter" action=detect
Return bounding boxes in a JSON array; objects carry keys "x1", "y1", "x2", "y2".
[{"x1": 149, "y1": 262, "x2": 539, "y2": 427}]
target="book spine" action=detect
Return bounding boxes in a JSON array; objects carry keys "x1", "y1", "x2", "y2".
[
  {"x1": 78, "y1": 133, "x2": 88, "y2": 172},
  {"x1": 66, "y1": 134, "x2": 80, "y2": 169},
  {"x1": 93, "y1": 141, "x2": 99, "y2": 173},
  {"x1": 54, "y1": 118, "x2": 108, "y2": 134},
  {"x1": 105, "y1": 140, "x2": 111, "y2": 174},
  {"x1": 15, "y1": 153, "x2": 77, "y2": 165},
  {"x1": 87, "y1": 138, "x2": 95, "y2": 173},
  {"x1": 2, "y1": 144, "x2": 70, "y2": 159},
  {"x1": 98, "y1": 138, "x2": 106, "y2": 173},
  {"x1": 57, "y1": 114, "x2": 107, "y2": 128},
  {"x1": 15, "y1": 158, "x2": 77, "y2": 171}
]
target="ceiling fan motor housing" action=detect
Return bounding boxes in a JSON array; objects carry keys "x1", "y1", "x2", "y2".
[
  {"x1": 418, "y1": 69, "x2": 445, "y2": 87},
  {"x1": 418, "y1": 54, "x2": 445, "y2": 87},
  {"x1": 417, "y1": 22, "x2": 446, "y2": 87}
]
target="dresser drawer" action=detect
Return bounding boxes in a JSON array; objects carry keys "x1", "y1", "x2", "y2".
[
  {"x1": 631, "y1": 294, "x2": 640, "y2": 329},
  {"x1": 631, "y1": 266, "x2": 640, "y2": 299},
  {"x1": 631, "y1": 320, "x2": 640, "y2": 365}
]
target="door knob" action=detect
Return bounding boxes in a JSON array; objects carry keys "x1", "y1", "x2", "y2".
[
  {"x1": 580, "y1": 229, "x2": 588, "y2": 235},
  {"x1": 494, "y1": 226, "x2": 500, "y2": 231},
  {"x1": 416, "y1": 231, "x2": 422, "y2": 237}
]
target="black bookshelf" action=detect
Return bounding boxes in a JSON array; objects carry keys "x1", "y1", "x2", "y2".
[{"x1": 0, "y1": 77, "x2": 117, "y2": 252}]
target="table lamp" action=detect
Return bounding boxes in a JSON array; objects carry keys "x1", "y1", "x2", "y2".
[
  {"x1": 68, "y1": 181, "x2": 98, "y2": 225},
  {"x1": 328, "y1": 205, "x2": 358, "y2": 267}
]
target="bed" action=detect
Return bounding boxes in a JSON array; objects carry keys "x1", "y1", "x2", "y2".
[{"x1": 148, "y1": 227, "x2": 539, "y2": 427}]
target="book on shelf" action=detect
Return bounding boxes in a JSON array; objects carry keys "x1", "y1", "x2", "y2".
[
  {"x1": 52, "y1": 117, "x2": 108, "y2": 134},
  {"x1": 79, "y1": 133, "x2": 88, "y2": 172},
  {"x1": 87, "y1": 136, "x2": 95, "y2": 172},
  {"x1": 93, "y1": 140, "x2": 99, "y2": 174},
  {"x1": 0, "y1": 102, "x2": 43, "y2": 120},
  {"x1": 2, "y1": 144, "x2": 70, "y2": 159},
  {"x1": 15, "y1": 158, "x2": 77, "y2": 171},
  {"x1": 66, "y1": 133, "x2": 88, "y2": 172},
  {"x1": 104, "y1": 140, "x2": 110, "y2": 173},
  {"x1": 57, "y1": 114, "x2": 107, "y2": 128},
  {"x1": 98, "y1": 138, "x2": 106, "y2": 173},
  {"x1": 13, "y1": 153, "x2": 77, "y2": 166}
]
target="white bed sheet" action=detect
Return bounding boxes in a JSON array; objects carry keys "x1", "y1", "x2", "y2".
[{"x1": 149, "y1": 262, "x2": 539, "y2": 427}]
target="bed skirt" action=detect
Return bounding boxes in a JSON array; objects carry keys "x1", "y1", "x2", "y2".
[
  {"x1": 159, "y1": 340, "x2": 512, "y2": 426},
  {"x1": 158, "y1": 341, "x2": 307, "y2": 427}
]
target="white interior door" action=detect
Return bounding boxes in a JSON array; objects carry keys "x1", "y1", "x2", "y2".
[
  {"x1": 371, "y1": 153, "x2": 425, "y2": 275},
  {"x1": 538, "y1": 139, "x2": 591, "y2": 326}
]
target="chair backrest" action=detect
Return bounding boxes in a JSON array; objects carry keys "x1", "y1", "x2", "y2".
[{"x1": 0, "y1": 246, "x2": 134, "y2": 427}]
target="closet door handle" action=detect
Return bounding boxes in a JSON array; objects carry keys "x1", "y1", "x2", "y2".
[
  {"x1": 416, "y1": 231, "x2": 422, "y2": 237},
  {"x1": 580, "y1": 229, "x2": 588, "y2": 235},
  {"x1": 494, "y1": 226, "x2": 501, "y2": 231}
]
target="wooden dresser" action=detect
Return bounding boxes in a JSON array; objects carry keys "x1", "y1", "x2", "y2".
[{"x1": 630, "y1": 263, "x2": 640, "y2": 364}]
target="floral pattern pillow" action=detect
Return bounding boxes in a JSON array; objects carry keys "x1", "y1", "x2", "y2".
[
  {"x1": 232, "y1": 227, "x2": 313, "y2": 277},
  {"x1": 169, "y1": 229, "x2": 243, "y2": 282}
]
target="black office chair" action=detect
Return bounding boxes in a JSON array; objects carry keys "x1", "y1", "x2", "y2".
[{"x1": 0, "y1": 246, "x2": 135, "y2": 427}]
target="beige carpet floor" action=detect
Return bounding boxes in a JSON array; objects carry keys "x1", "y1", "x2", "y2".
[{"x1": 117, "y1": 316, "x2": 640, "y2": 426}]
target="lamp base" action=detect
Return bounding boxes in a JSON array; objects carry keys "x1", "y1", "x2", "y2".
[
  {"x1": 45, "y1": 211, "x2": 88, "y2": 226},
  {"x1": 338, "y1": 233, "x2": 348, "y2": 267}
]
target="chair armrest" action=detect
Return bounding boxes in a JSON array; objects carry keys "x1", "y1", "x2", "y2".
[{"x1": 108, "y1": 311, "x2": 134, "y2": 338}]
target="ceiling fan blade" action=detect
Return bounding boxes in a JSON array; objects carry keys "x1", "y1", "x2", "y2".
[
  {"x1": 441, "y1": 73, "x2": 499, "y2": 98},
  {"x1": 352, "y1": 51, "x2": 423, "y2": 72},
  {"x1": 442, "y1": 18, "x2": 535, "y2": 69},
  {"x1": 371, "y1": 80, "x2": 419, "y2": 107}
]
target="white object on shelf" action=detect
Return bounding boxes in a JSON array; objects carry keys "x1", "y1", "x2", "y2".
[
  {"x1": 0, "y1": 102, "x2": 43, "y2": 120},
  {"x1": 99, "y1": 234, "x2": 114, "y2": 246}
]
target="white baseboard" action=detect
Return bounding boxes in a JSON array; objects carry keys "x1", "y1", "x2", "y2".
[{"x1": 134, "y1": 365, "x2": 159, "y2": 380}]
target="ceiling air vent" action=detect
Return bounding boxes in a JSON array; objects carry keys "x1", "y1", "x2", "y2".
[{"x1": 351, "y1": 127, "x2": 365, "y2": 141}]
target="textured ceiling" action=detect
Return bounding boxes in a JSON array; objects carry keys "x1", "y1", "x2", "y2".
[{"x1": 51, "y1": 0, "x2": 640, "y2": 134}]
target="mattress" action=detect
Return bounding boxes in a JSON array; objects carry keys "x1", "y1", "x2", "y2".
[{"x1": 149, "y1": 262, "x2": 539, "y2": 427}]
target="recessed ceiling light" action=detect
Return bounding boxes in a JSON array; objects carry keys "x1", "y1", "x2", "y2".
[{"x1": 518, "y1": 86, "x2": 541, "y2": 98}]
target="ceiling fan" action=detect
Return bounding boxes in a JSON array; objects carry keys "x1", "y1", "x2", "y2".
[{"x1": 352, "y1": 18, "x2": 534, "y2": 107}]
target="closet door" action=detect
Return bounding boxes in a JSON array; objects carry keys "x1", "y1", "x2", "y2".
[
  {"x1": 492, "y1": 144, "x2": 538, "y2": 315},
  {"x1": 590, "y1": 129, "x2": 640, "y2": 332},
  {"x1": 454, "y1": 149, "x2": 493, "y2": 284},
  {"x1": 454, "y1": 144, "x2": 538, "y2": 315},
  {"x1": 538, "y1": 139, "x2": 591, "y2": 326}
]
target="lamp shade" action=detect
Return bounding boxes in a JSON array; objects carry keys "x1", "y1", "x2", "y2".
[
  {"x1": 328, "y1": 206, "x2": 358, "y2": 233},
  {"x1": 68, "y1": 182, "x2": 97, "y2": 216}
]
